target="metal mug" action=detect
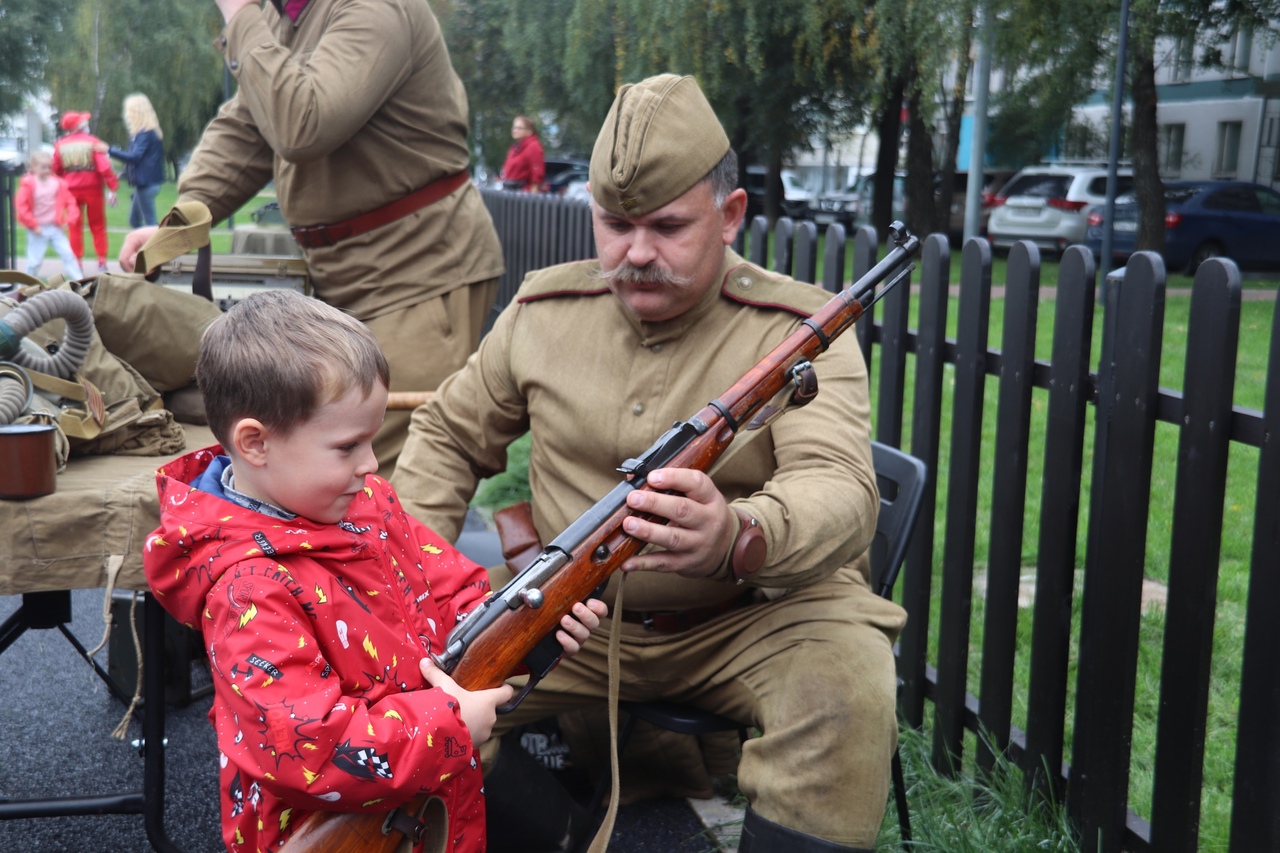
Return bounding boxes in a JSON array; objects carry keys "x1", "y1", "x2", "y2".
[{"x1": 0, "y1": 423, "x2": 59, "y2": 499}]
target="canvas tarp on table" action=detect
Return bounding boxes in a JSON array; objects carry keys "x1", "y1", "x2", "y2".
[{"x1": 1, "y1": 425, "x2": 216, "y2": 596}]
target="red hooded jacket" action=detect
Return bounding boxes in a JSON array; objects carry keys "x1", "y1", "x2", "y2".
[{"x1": 144, "y1": 446, "x2": 491, "y2": 853}]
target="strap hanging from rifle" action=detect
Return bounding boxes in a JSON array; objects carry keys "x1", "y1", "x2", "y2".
[{"x1": 585, "y1": 577, "x2": 626, "y2": 853}]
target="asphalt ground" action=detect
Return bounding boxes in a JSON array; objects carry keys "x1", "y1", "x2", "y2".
[{"x1": 0, "y1": 585, "x2": 719, "y2": 853}]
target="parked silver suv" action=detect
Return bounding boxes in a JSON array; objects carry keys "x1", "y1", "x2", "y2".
[{"x1": 987, "y1": 162, "x2": 1133, "y2": 254}]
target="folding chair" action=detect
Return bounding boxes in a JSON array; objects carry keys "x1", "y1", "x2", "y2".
[{"x1": 594, "y1": 440, "x2": 928, "y2": 846}]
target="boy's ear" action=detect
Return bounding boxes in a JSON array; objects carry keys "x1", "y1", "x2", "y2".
[{"x1": 230, "y1": 418, "x2": 270, "y2": 467}]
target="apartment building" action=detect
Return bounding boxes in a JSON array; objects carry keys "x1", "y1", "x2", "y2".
[{"x1": 1076, "y1": 27, "x2": 1280, "y2": 189}]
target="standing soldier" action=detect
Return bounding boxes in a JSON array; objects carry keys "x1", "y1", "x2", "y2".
[
  {"x1": 119, "y1": 0, "x2": 504, "y2": 476},
  {"x1": 52, "y1": 111, "x2": 118, "y2": 273}
]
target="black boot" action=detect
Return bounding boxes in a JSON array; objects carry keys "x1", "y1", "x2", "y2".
[
  {"x1": 737, "y1": 807, "x2": 875, "y2": 852},
  {"x1": 484, "y1": 734, "x2": 593, "y2": 853}
]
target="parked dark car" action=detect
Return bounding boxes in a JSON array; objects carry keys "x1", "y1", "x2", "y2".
[
  {"x1": 745, "y1": 166, "x2": 812, "y2": 221},
  {"x1": 1085, "y1": 180, "x2": 1280, "y2": 274},
  {"x1": 544, "y1": 157, "x2": 589, "y2": 195},
  {"x1": 806, "y1": 172, "x2": 905, "y2": 231}
]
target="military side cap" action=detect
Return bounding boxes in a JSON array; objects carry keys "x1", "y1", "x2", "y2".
[{"x1": 590, "y1": 74, "x2": 730, "y2": 218}]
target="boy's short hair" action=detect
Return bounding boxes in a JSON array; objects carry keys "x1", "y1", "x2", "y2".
[{"x1": 197, "y1": 290, "x2": 390, "y2": 447}]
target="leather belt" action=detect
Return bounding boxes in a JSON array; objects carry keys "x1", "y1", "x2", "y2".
[
  {"x1": 290, "y1": 170, "x2": 470, "y2": 249},
  {"x1": 621, "y1": 591, "x2": 755, "y2": 633}
]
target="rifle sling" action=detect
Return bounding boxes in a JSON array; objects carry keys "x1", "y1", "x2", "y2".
[{"x1": 586, "y1": 576, "x2": 625, "y2": 853}]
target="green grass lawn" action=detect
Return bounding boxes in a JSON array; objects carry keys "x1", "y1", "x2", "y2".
[{"x1": 13, "y1": 182, "x2": 278, "y2": 262}]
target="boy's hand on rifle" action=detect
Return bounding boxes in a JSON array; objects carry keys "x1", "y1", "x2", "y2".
[
  {"x1": 419, "y1": 658, "x2": 514, "y2": 745},
  {"x1": 620, "y1": 468, "x2": 737, "y2": 579},
  {"x1": 556, "y1": 599, "x2": 609, "y2": 657}
]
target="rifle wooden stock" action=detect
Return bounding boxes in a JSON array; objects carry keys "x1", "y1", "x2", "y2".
[{"x1": 280, "y1": 225, "x2": 920, "y2": 853}]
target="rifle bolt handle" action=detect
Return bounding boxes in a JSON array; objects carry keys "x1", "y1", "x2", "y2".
[{"x1": 520, "y1": 588, "x2": 545, "y2": 609}]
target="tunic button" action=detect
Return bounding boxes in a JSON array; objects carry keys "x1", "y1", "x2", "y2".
[
  {"x1": 229, "y1": 60, "x2": 239, "y2": 71},
  {"x1": 632, "y1": 403, "x2": 644, "y2": 415},
  {"x1": 737, "y1": 276, "x2": 753, "y2": 289},
  {"x1": 651, "y1": 344, "x2": 663, "y2": 353},
  {"x1": 220, "y1": 36, "x2": 227, "y2": 47}
]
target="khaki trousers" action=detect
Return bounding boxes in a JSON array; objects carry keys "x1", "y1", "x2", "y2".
[
  {"x1": 365, "y1": 277, "x2": 498, "y2": 478},
  {"x1": 484, "y1": 566, "x2": 907, "y2": 847}
]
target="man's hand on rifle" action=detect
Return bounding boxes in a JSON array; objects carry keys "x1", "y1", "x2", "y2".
[{"x1": 620, "y1": 468, "x2": 738, "y2": 579}]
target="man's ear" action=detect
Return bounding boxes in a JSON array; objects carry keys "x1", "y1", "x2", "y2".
[
  {"x1": 720, "y1": 187, "x2": 748, "y2": 245},
  {"x1": 230, "y1": 418, "x2": 270, "y2": 468}
]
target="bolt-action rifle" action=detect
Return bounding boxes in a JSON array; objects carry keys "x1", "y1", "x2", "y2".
[{"x1": 280, "y1": 222, "x2": 921, "y2": 853}]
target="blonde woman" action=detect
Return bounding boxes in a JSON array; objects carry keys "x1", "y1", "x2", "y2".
[{"x1": 102, "y1": 94, "x2": 166, "y2": 226}]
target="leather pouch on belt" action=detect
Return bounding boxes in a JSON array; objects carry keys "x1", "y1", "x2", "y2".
[{"x1": 494, "y1": 500, "x2": 544, "y2": 574}]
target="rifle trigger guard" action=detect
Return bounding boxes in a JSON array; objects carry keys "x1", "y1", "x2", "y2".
[
  {"x1": 383, "y1": 805, "x2": 426, "y2": 843},
  {"x1": 497, "y1": 672, "x2": 541, "y2": 715},
  {"x1": 788, "y1": 362, "x2": 818, "y2": 407}
]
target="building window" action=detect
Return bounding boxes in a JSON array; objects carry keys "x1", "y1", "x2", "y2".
[
  {"x1": 1172, "y1": 38, "x2": 1194, "y2": 82},
  {"x1": 1215, "y1": 121, "x2": 1242, "y2": 177},
  {"x1": 1233, "y1": 28, "x2": 1253, "y2": 73},
  {"x1": 1159, "y1": 124, "x2": 1185, "y2": 176}
]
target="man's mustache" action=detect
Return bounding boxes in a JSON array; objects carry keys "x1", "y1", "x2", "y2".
[{"x1": 591, "y1": 261, "x2": 694, "y2": 287}]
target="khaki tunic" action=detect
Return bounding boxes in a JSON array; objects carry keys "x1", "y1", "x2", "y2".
[
  {"x1": 179, "y1": 0, "x2": 504, "y2": 470},
  {"x1": 393, "y1": 250, "x2": 908, "y2": 845}
]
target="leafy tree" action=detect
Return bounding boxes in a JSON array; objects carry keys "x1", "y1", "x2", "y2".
[
  {"x1": 563, "y1": 0, "x2": 880, "y2": 221},
  {"x1": 0, "y1": 0, "x2": 74, "y2": 121},
  {"x1": 46, "y1": 1, "x2": 225, "y2": 178},
  {"x1": 1125, "y1": 0, "x2": 1280, "y2": 255},
  {"x1": 986, "y1": 0, "x2": 1113, "y2": 169},
  {"x1": 440, "y1": 0, "x2": 880, "y2": 219},
  {"x1": 866, "y1": 0, "x2": 976, "y2": 236}
]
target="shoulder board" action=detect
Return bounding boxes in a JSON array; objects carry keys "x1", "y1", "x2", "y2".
[
  {"x1": 719, "y1": 263, "x2": 830, "y2": 318},
  {"x1": 515, "y1": 260, "x2": 610, "y2": 304}
]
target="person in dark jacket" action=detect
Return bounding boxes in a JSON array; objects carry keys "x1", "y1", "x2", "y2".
[{"x1": 102, "y1": 93, "x2": 166, "y2": 227}]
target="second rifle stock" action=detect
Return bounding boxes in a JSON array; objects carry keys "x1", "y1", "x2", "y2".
[{"x1": 281, "y1": 223, "x2": 922, "y2": 853}]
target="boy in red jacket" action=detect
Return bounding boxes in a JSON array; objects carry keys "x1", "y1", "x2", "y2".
[
  {"x1": 51, "y1": 110, "x2": 117, "y2": 272},
  {"x1": 143, "y1": 290, "x2": 605, "y2": 853},
  {"x1": 15, "y1": 150, "x2": 83, "y2": 279}
]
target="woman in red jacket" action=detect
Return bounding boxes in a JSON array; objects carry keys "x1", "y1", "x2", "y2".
[{"x1": 499, "y1": 115, "x2": 545, "y2": 192}]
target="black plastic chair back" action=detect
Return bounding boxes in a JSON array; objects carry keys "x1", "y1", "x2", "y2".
[{"x1": 868, "y1": 440, "x2": 928, "y2": 600}]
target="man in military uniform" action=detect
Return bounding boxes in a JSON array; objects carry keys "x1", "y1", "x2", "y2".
[
  {"x1": 120, "y1": 0, "x2": 503, "y2": 475},
  {"x1": 393, "y1": 74, "x2": 906, "y2": 851}
]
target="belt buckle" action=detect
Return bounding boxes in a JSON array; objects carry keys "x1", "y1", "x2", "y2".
[
  {"x1": 641, "y1": 613, "x2": 655, "y2": 631},
  {"x1": 292, "y1": 224, "x2": 334, "y2": 249}
]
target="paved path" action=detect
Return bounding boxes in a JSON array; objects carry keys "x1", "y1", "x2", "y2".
[{"x1": 0, "y1": 588, "x2": 725, "y2": 853}]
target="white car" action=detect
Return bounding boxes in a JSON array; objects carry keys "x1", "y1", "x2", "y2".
[{"x1": 986, "y1": 163, "x2": 1133, "y2": 254}]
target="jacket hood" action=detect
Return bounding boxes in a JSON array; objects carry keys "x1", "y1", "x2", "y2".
[{"x1": 145, "y1": 446, "x2": 387, "y2": 626}]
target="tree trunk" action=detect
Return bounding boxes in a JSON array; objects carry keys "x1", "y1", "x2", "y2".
[
  {"x1": 1131, "y1": 37, "x2": 1163, "y2": 254},
  {"x1": 906, "y1": 81, "x2": 937, "y2": 236},
  {"x1": 766, "y1": 152, "x2": 785, "y2": 223},
  {"x1": 873, "y1": 74, "x2": 906, "y2": 238},
  {"x1": 936, "y1": 14, "x2": 974, "y2": 237}
]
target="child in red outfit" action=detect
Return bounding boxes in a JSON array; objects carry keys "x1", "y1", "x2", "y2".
[
  {"x1": 143, "y1": 290, "x2": 605, "y2": 853},
  {"x1": 14, "y1": 151, "x2": 84, "y2": 279},
  {"x1": 51, "y1": 110, "x2": 118, "y2": 272}
]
